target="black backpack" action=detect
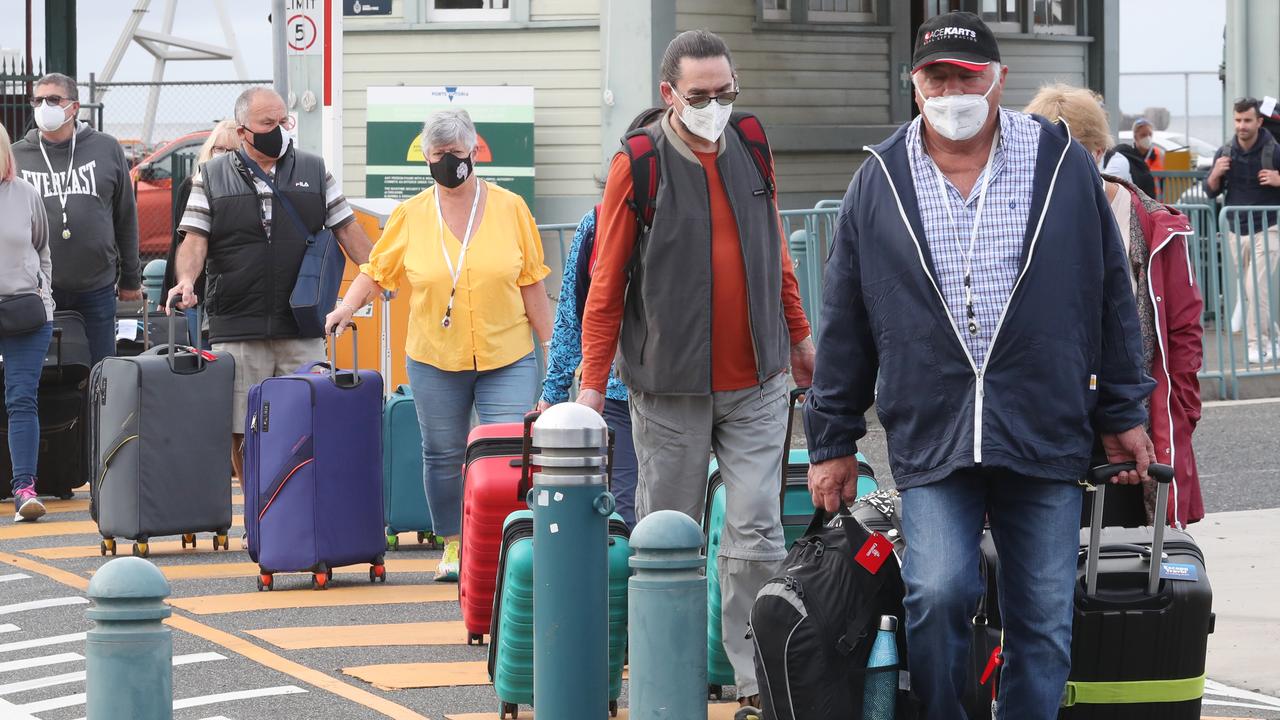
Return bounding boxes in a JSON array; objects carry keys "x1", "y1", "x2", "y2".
[
  {"x1": 750, "y1": 498, "x2": 911, "y2": 719},
  {"x1": 1105, "y1": 145, "x2": 1157, "y2": 197}
]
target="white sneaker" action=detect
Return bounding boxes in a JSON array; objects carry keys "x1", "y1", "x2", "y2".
[{"x1": 1248, "y1": 346, "x2": 1268, "y2": 365}]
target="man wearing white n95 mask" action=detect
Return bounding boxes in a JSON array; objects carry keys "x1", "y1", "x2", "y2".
[{"x1": 804, "y1": 12, "x2": 1155, "y2": 719}]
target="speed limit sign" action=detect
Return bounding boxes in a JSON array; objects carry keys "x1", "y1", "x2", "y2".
[{"x1": 285, "y1": 0, "x2": 324, "y2": 56}]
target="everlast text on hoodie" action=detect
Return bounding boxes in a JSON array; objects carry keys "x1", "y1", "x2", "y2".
[{"x1": 12, "y1": 122, "x2": 141, "y2": 292}]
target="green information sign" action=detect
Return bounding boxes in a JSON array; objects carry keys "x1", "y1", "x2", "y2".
[{"x1": 365, "y1": 86, "x2": 535, "y2": 204}]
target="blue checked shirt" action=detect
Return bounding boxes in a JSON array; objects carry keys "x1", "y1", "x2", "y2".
[{"x1": 906, "y1": 107, "x2": 1039, "y2": 368}]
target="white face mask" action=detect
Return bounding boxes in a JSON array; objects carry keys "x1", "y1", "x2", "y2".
[
  {"x1": 917, "y1": 73, "x2": 999, "y2": 142},
  {"x1": 34, "y1": 102, "x2": 72, "y2": 133},
  {"x1": 676, "y1": 93, "x2": 734, "y2": 143}
]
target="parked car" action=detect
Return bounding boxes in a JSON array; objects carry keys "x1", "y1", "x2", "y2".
[
  {"x1": 130, "y1": 131, "x2": 209, "y2": 258},
  {"x1": 1117, "y1": 130, "x2": 1216, "y2": 171}
]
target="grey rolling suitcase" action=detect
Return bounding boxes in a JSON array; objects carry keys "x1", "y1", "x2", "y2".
[{"x1": 91, "y1": 306, "x2": 236, "y2": 558}]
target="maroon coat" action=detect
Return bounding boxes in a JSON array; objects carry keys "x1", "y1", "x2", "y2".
[{"x1": 1124, "y1": 184, "x2": 1204, "y2": 526}]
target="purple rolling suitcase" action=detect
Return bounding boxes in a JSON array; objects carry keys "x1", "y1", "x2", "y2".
[{"x1": 244, "y1": 329, "x2": 386, "y2": 590}]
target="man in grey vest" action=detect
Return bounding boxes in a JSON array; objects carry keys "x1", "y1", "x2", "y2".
[
  {"x1": 577, "y1": 30, "x2": 815, "y2": 712},
  {"x1": 167, "y1": 87, "x2": 372, "y2": 495}
]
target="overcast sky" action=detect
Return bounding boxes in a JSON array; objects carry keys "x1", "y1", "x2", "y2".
[{"x1": 0, "y1": 0, "x2": 1226, "y2": 117}]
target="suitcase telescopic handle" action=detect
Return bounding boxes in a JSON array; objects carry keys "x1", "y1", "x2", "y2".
[
  {"x1": 779, "y1": 387, "x2": 808, "y2": 515},
  {"x1": 326, "y1": 324, "x2": 362, "y2": 388},
  {"x1": 1084, "y1": 462, "x2": 1174, "y2": 596},
  {"x1": 517, "y1": 410, "x2": 542, "y2": 501},
  {"x1": 164, "y1": 297, "x2": 205, "y2": 374}
]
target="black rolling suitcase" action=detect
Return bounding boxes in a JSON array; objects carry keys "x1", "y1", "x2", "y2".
[
  {"x1": 0, "y1": 311, "x2": 92, "y2": 500},
  {"x1": 1060, "y1": 462, "x2": 1213, "y2": 719}
]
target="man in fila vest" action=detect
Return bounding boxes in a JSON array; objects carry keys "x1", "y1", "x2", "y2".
[
  {"x1": 577, "y1": 30, "x2": 814, "y2": 712},
  {"x1": 805, "y1": 12, "x2": 1155, "y2": 719},
  {"x1": 13, "y1": 72, "x2": 142, "y2": 367}
]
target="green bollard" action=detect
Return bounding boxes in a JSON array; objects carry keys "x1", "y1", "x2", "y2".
[
  {"x1": 86, "y1": 556, "x2": 173, "y2": 720},
  {"x1": 142, "y1": 259, "x2": 167, "y2": 313},
  {"x1": 531, "y1": 403, "x2": 614, "y2": 719},
  {"x1": 629, "y1": 509, "x2": 708, "y2": 720}
]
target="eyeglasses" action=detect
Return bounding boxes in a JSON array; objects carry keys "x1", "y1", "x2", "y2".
[
  {"x1": 30, "y1": 95, "x2": 73, "y2": 108},
  {"x1": 210, "y1": 146, "x2": 238, "y2": 156},
  {"x1": 241, "y1": 116, "x2": 296, "y2": 133},
  {"x1": 679, "y1": 90, "x2": 739, "y2": 109}
]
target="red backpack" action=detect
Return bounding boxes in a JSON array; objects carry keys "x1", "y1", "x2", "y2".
[{"x1": 622, "y1": 111, "x2": 776, "y2": 232}]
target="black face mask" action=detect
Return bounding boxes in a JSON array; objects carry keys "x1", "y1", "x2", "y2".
[
  {"x1": 430, "y1": 153, "x2": 474, "y2": 189},
  {"x1": 244, "y1": 125, "x2": 288, "y2": 159}
]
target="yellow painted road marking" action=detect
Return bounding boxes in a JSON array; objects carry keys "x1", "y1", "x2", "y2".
[
  {"x1": 0, "y1": 515, "x2": 244, "y2": 541},
  {"x1": 170, "y1": 583, "x2": 457, "y2": 615},
  {"x1": 343, "y1": 661, "x2": 491, "y2": 690},
  {"x1": 249, "y1": 621, "x2": 469, "y2": 649},
  {"x1": 0, "y1": 550, "x2": 428, "y2": 720},
  {"x1": 111, "y1": 559, "x2": 437, "y2": 581},
  {"x1": 447, "y1": 705, "x2": 741, "y2": 720}
]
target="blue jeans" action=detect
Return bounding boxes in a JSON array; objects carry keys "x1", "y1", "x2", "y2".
[
  {"x1": 52, "y1": 283, "x2": 117, "y2": 367},
  {"x1": 899, "y1": 467, "x2": 1082, "y2": 720},
  {"x1": 2, "y1": 322, "x2": 54, "y2": 494},
  {"x1": 601, "y1": 398, "x2": 637, "y2": 527},
  {"x1": 406, "y1": 353, "x2": 538, "y2": 537}
]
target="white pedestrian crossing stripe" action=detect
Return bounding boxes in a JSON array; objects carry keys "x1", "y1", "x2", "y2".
[
  {"x1": 0, "y1": 625, "x2": 17, "y2": 635},
  {"x1": 0, "y1": 652, "x2": 82, "y2": 674},
  {"x1": 0, "y1": 597, "x2": 88, "y2": 616},
  {"x1": 0, "y1": 652, "x2": 225, "y2": 695},
  {"x1": 0, "y1": 632, "x2": 86, "y2": 654},
  {"x1": 1204, "y1": 678, "x2": 1280, "y2": 710},
  {"x1": 0, "y1": 574, "x2": 29, "y2": 583},
  {"x1": 60, "y1": 685, "x2": 306, "y2": 720}
]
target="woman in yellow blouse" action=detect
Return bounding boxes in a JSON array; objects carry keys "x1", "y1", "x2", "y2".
[{"x1": 327, "y1": 108, "x2": 552, "y2": 580}]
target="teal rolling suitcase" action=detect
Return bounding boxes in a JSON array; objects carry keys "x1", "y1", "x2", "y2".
[
  {"x1": 488, "y1": 509, "x2": 631, "y2": 718},
  {"x1": 382, "y1": 384, "x2": 440, "y2": 550},
  {"x1": 702, "y1": 388, "x2": 878, "y2": 698}
]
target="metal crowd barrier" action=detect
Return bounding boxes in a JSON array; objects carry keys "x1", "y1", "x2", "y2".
[
  {"x1": 782, "y1": 207, "x2": 840, "y2": 339},
  {"x1": 1174, "y1": 203, "x2": 1228, "y2": 398},
  {"x1": 1153, "y1": 170, "x2": 1209, "y2": 205},
  {"x1": 1216, "y1": 206, "x2": 1280, "y2": 397}
]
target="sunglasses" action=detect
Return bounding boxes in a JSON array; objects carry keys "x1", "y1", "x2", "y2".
[
  {"x1": 679, "y1": 90, "x2": 739, "y2": 110},
  {"x1": 30, "y1": 95, "x2": 74, "y2": 108}
]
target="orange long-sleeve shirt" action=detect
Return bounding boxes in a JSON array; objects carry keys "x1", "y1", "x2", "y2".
[{"x1": 580, "y1": 150, "x2": 811, "y2": 394}]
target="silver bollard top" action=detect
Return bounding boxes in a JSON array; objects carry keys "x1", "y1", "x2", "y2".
[
  {"x1": 87, "y1": 557, "x2": 172, "y2": 622},
  {"x1": 533, "y1": 402, "x2": 608, "y2": 450},
  {"x1": 630, "y1": 509, "x2": 703, "y2": 551},
  {"x1": 142, "y1": 258, "x2": 167, "y2": 279}
]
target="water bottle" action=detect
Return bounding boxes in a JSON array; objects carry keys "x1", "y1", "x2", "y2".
[{"x1": 863, "y1": 614, "x2": 899, "y2": 720}]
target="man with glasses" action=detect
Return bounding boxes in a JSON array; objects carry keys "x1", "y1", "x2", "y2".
[
  {"x1": 12, "y1": 72, "x2": 142, "y2": 366},
  {"x1": 1206, "y1": 97, "x2": 1280, "y2": 364},
  {"x1": 576, "y1": 29, "x2": 814, "y2": 714},
  {"x1": 166, "y1": 87, "x2": 372, "y2": 500}
]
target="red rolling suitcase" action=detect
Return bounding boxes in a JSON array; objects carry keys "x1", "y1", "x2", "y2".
[{"x1": 458, "y1": 413, "x2": 537, "y2": 645}]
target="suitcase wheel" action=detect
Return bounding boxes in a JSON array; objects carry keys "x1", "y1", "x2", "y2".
[
  {"x1": 500, "y1": 701, "x2": 519, "y2": 719},
  {"x1": 610, "y1": 700, "x2": 618, "y2": 717},
  {"x1": 214, "y1": 533, "x2": 229, "y2": 551},
  {"x1": 312, "y1": 571, "x2": 330, "y2": 590},
  {"x1": 181, "y1": 533, "x2": 196, "y2": 549},
  {"x1": 386, "y1": 533, "x2": 399, "y2": 551},
  {"x1": 369, "y1": 564, "x2": 387, "y2": 583},
  {"x1": 733, "y1": 709, "x2": 762, "y2": 720},
  {"x1": 257, "y1": 573, "x2": 273, "y2": 592},
  {"x1": 99, "y1": 538, "x2": 117, "y2": 557},
  {"x1": 709, "y1": 685, "x2": 724, "y2": 701},
  {"x1": 467, "y1": 632, "x2": 485, "y2": 646},
  {"x1": 131, "y1": 541, "x2": 150, "y2": 558},
  {"x1": 58, "y1": 491, "x2": 74, "y2": 501}
]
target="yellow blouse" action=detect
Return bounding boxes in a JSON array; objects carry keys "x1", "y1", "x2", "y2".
[{"x1": 361, "y1": 181, "x2": 551, "y2": 372}]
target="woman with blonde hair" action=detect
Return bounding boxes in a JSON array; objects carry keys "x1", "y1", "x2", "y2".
[
  {"x1": 164, "y1": 119, "x2": 239, "y2": 348},
  {"x1": 1025, "y1": 83, "x2": 1205, "y2": 527},
  {"x1": 326, "y1": 108, "x2": 552, "y2": 580},
  {"x1": 0, "y1": 121, "x2": 54, "y2": 522}
]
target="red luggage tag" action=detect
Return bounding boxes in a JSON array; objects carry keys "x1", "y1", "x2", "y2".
[
  {"x1": 855, "y1": 532, "x2": 893, "y2": 574},
  {"x1": 980, "y1": 645, "x2": 1004, "y2": 700},
  {"x1": 183, "y1": 346, "x2": 218, "y2": 362}
]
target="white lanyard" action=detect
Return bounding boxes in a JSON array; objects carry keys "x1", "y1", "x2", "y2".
[
  {"x1": 434, "y1": 180, "x2": 482, "y2": 328},
  {"x1": 37, "y1": 126, "x2": 76, "y2": 240},
  {"x1": 930, "y1": 129, "x2": 1000, "y2": 336}
]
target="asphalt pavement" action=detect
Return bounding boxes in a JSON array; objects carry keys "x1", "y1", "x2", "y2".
[{"x1": 0, "y1": 398, "x2": 1276, "y2": 719}]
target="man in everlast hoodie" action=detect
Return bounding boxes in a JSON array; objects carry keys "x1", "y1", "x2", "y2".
[{"x1": 12, "y1": 73, "x2": 142, "y2": 366}]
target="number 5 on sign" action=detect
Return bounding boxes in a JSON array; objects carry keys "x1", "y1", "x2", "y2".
[{"x1": 285, "y1": 0, "x2": 324, "y2": 56}]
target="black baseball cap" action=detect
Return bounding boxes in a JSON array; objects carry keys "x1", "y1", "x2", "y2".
[{"x1": 912, "y1": 12, "x2": 1001, "y2": 73}]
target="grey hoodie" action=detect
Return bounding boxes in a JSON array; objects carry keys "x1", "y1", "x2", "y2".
[
  {"x1": 0, "y1": 178, "x2": 54, "y2": 321},
  {"x1": 12, "y1": 122, "x2": 141, "y2": 292}
]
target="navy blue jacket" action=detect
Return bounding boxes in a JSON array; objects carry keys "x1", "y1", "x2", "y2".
[
  {"x1": 1205, "y1": 127, "x2": 1280, "y2": 232},
  {"x1": 804, "y1": 116, "x2": 1153, "y2": 488}
]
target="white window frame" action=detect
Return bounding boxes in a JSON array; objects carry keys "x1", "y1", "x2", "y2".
[
  {"x1": 760, "y1": 0, "x2": 877, "y2": 24},
  {"x1": 425, "y1": 0, "x2": 511, "y2": 23},
  {"x1": 762, "y1": 0, "x2": 790, "y2": 22},
  {"x1": 808, "y1": 0, "x2": 876, "y2": 23},
  {"x1": 1031, "y1": 0, "x2": 1079, "y2": 35}
]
